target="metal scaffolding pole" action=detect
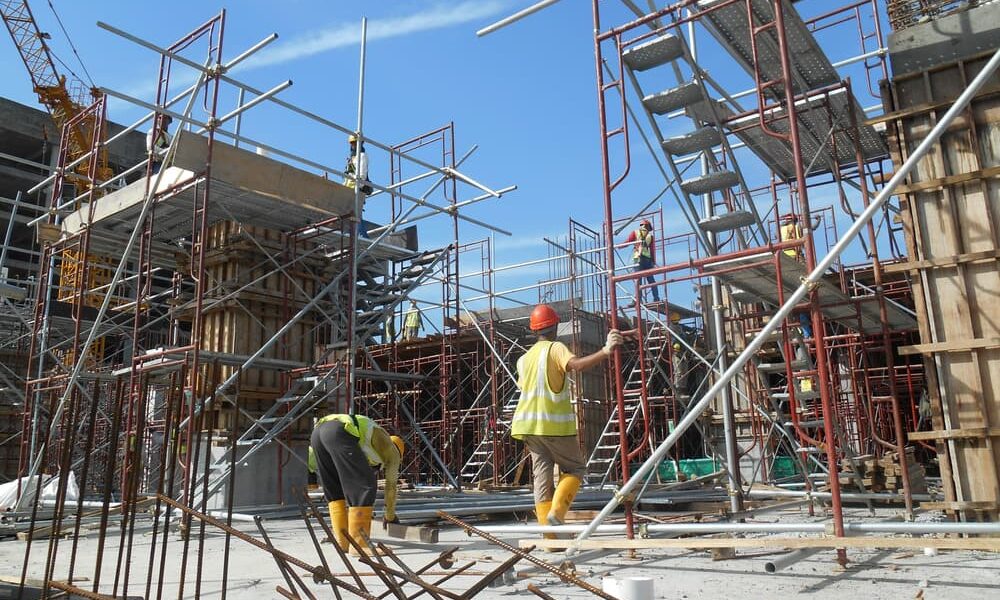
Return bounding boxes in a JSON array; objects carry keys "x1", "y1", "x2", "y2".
[{"x1": 567, "y1": 45, "x2": 1000, "y2": 556}]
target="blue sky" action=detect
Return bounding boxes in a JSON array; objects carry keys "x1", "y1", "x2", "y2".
[{"x1": 1, "y1": 1, "x2": 897, "y2": 318}]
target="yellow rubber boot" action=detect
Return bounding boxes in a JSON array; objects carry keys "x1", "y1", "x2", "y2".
[
  {"x1": 347, "y1": 506, "x2": 374, "y2": 555},
  {"x1": 535, "y1": 501, "x2": 555, "y2": 540},
  {"x1": 548, "y1": 475, "x2": 582, "y2": 527},
  {"x1": 328, "y1": 500, "x2": 348, "y2": 551}
]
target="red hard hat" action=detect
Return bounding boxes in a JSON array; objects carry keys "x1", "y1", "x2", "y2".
[
  {"x1": 640, "y1": 219, "x2": 652, "y2": 228},
  {"x1": 529, "y1": 304, "x2": 560, "y2": 331},
  {"x1": 780, "y1": 213, "x2": 797, "y2": 223}
]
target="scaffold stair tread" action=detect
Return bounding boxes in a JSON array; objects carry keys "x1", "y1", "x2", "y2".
[
  {"x1": 662, "y1": 126, "x2": 722, "y2": 156},
  {"x1": 785, "y1": 419, "x2": 825, "y2": 428},
  {"x1": 757, "y1": 359, "x2": 809, "y2": 372},
  {"x1": 698, "y1": 210, "x2": 755, "y2": 233},
  {"x1": 772, "y1": 390, "x2": 821, "y2": 400},
  {"x1": 681, "y1": 170, "x2": 739, "y2": 195},
  {"x1": 622, "y1": 34, "x2": 684, "y2": 71},
  {"x1": 642, "y1": 82, "x2": 703, "y2": 115}
]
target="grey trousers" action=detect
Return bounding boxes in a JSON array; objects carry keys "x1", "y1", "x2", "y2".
[
  {"x1": 311, "y1": 420, "x2": 377, "y2": 506},
  {"x1": 521, "y1": 435, "x2": 586, "y2": 503}
]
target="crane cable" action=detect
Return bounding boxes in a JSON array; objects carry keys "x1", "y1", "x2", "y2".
[{"x1": 45, "y1": 0, "x2": 95, "y2": 87}]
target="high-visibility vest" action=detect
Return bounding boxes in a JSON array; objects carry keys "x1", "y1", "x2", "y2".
[
  {"x1": 779, "y1": 223, "x2": 803, "y2": 258},
  {"x1": 633, "y1": 230, "x2": 652, "y2": 260},
  {"x1": 511, "y1": 341, "x2": 577, "y2": 438},
  {"x1": 309, "y1": 414, "x2": 382, "y2": 471},
  {"x1": 405, "y1": 309, "x2": 421, "y2": 328}
]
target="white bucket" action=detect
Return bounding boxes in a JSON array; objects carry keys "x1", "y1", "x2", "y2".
[{"x1": 602, "y1": 576, "x2": 655, "y2": 600}]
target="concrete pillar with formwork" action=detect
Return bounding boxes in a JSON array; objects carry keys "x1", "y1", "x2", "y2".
[
  {"x1": 880, "y1": 1, "x2": 1000, "y2": 520},
  {"x1": 57, "y1": 129, "x2": 413, "y2": 508}
]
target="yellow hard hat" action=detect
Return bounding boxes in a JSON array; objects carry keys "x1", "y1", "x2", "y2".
[
  {"x1": 672, "y1": 342, "x2": 681, "y2": 350},
  {"x1": 390, "y1": 435, "x2": 405, "y2": 458},
  {"x1": 348, "y1": 134, "x2": 358, "y2": 143}
]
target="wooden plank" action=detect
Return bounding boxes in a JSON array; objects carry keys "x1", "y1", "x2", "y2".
[
  {"x1": 383, "y1": 521, "x2": 439, "y2": 544},
  {"x1": 883, "y1": 249, "x2": 1000, "y2": 273},
  {"x1": 523, "y1": 536, "x2": 1000, "y2": 552},
  {"x1": 899, "y1": 337, "x2": 1000, "y2": 356},
  {"x1": 908, "y1": 428, "x2": 1000, "y2": 441},
  {"x1": 920, "y1": 501, "x2": 1000, "y2": 511},
  {"x1": 892, "y1": 164, "x2": 1000, "y2": 195}
]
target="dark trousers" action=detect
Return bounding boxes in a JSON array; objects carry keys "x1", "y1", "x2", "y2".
[
  {"x1": 634, "y1": 256, "x2": 660, "y2": 301},
  {"x1": 311, "y1": 420, "x2": 377, "y2": 506}
]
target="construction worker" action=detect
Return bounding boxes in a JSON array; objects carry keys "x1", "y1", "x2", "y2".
[
  {"x1": 146, "y1": 114, "x2": 172, "y2": 173},
  {"x1": 779, "y1": 213, "x2": 821, "y2": 260},
  {"x1": 384, "y1": 312, "x2": 397, "y2": 344},
  {"x1": 308, "y1": 414, "x2": 405, "y2": 554},
  {"x1": 345, "y1": 134, "x2": 370, "y2": 237},
  {"x1": 403, "y1": 300, "x2": 422, "y2": 341},
  {"x1": 512, "y1": 304, "x2": 623, "y2": 536},
  {"x1": 624, "y1": 219, "x2": 660, "y2": 304}
]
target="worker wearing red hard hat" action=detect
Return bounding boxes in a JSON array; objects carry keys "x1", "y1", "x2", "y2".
[
  {"x1": 624, "y1": 219, "x2": 660, "y2": 304},
  {"x1": 511, "y1": 304, "x2": 623, "y2": 537}
]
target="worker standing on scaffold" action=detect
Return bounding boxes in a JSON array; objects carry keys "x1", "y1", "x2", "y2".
[
  {"x1": 625, "y1": 219, "x2": 660, "y2": 305},
  {"x1": 308, "y1": 414, "x2": 405, "y2": 554},
  {"x1": 511, "y1": 304, "x2": 623, "y2": 537}
]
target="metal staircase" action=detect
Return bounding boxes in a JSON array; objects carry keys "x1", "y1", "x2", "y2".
[
  {"x1": 459, "y1": 393, "x2": 520, "y2": 484},
  {"x1": 193, "y1": 246, "x2": 451, "y2": 503},
  {"x1": 620, "y1": 30, "x2": 767, "y2": 250}
]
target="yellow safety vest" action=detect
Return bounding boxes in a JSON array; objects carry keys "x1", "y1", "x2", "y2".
[
  {"x1": 511, "y1": 341, "x2": 577, "y2": 438},
  {"x1": 308, "y1": 414, "x2": 382, "y2": 472},
  {"x1": 405, "y1": 309, "x2": 421, "y2": 328},
  {"x1": 633, "y1": 230, "x2": 652, "y2": 260},
  {"x1": 779, "y1": 223, "x2": 802, "y2": 258}
]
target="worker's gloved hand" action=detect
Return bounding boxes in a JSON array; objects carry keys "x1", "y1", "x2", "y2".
[
  {"x1": 603, "y1": 330, "x2": 624, "y2": 355},
  {"x1": 381, "y1": 514, "x2": 399, "y2": 529}
]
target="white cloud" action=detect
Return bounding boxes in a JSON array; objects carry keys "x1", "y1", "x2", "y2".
[
  {"x1": 243, "y1": 1, "x2": 509, "y2": 69},
  {"x1": 113, "y1": 1, "x2": 508, "y2": 110}
]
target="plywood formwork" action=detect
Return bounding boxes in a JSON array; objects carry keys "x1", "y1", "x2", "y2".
[{"x1": 883, "y1": 51, "x2": 1000, "y2": 519}]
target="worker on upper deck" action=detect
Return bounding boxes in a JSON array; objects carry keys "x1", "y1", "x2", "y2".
[
  {"x1": 625, "y1": 219, "x2": 660, "y2": 304},
  {"x1": 345, "y1": 134, "x2": 371, "y2": 237},
  {"x1": 146, "y1": 114, "x2": 172, "y2": 174},
  {"x1": 309, "y1": 414, "x2": 404, "y2": 554},
  {"x1": 511, "y1": 304, "x2": 623, "y2": 537},
  {"x1": 779, "y1": 213, "x2": 821, "y2": 260},
  {"x1": 403, "y1": 300, "x2": 423, "y2": 341}
]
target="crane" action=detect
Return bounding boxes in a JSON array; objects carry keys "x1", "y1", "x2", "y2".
[
  {"x1": 1, "y1": 0, "x2": 112, "y2": 196},
  {"x1": 2, "y1": 0, "x2": 116, "y2": 365}
]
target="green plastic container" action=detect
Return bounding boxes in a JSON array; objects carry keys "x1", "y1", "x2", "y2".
[
  {"x1": 657, "y1": 457, "x2": 721, "y2": 481},
  {"x1": 771, "y1": 456, "x2": 800, "y2": 480}
]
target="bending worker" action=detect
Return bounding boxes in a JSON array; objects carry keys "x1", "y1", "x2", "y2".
[
  {"x1": 309, "y1": 414, "x2": 405, "y2": 554},
  {"x1": 511, "y1": 304, "x2": 623, "y2": 535}
]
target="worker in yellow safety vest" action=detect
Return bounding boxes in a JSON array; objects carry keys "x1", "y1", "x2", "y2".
[
  {"x1": 779, "y1": 213, "x2": 821, "y2": 260},
  {"x1": 345, "y1": 134, "x2": 371, "y2": 237},
  {"x1": 403, "y1": 300, "x2": 422, "y2": 341},
  {"x1": 308, "y1": 414, "x2": 405, "y2": 554},
  {"x1": 511, "y1": 304, "x2": 623, "y2": 537},
  {"x1": 624, "y1": 219, "x2": 660, "y2": 304}
]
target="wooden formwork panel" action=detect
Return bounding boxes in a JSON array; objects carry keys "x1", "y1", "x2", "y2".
[
  {"x1": 198, "y1": 221, "x2": 338, "y2": 432},
  {"x1": 883, "y1": 52, "x2": 1000, "y2": 518}
]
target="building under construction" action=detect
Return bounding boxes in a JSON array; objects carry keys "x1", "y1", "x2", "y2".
[{"x1": 1, "y1": 0, "x2": 999, "y2": 598}]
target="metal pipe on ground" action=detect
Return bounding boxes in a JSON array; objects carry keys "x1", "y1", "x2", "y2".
[{"x1": 474, "y1": 522, "x2": 1000, "y2": 536}]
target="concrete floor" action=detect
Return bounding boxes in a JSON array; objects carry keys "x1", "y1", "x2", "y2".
[{"x1": 1, "y1": 507, "x2": 998, "y2": 598}]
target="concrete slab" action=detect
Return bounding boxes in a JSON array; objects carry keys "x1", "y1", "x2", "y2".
[
  {"x1": 62, "y1": 130, "x2": 357, "y2": 246},
  {"x1": 889, "y1": 2, "x2": 1000, "y2": 76}
]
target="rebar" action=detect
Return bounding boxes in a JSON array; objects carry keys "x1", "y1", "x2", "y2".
[{"x1": 437, "y1": 511, "x2": 619, "y2": 600}]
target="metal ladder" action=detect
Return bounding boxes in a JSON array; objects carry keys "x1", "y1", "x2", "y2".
[
  {"x1": 585, "y1": 323, "x2": 669, "y2": 486},
  {"x1": 459, "y1": 393, "x2": 520, "y2": 484}
]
